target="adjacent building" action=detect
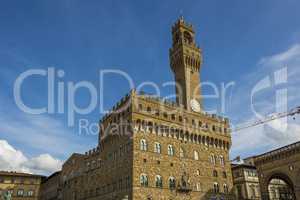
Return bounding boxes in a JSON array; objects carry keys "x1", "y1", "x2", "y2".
[
  {"x1": 253, "y1": 141, "x2": 300, "y2": 200},
  {"x1": 39, "y1": 171, "x2": 61, "y2": 200},
  {"x1": 59, "y1": 17, "x2": 234, "y2": 200},
  {"x1": 231, "y1": 141, "x2": 300, "y2": 200},
  {"x1": 231, "y1": 163, "x2": 261, "y2": 200},
  {"x1": 0, "y1": 171, "x2": 45, "y2": 200}
]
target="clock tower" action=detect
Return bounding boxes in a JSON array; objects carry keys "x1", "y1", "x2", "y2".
[{"x1": 169, "y1": 17, "x2": 203, "y2": 111}]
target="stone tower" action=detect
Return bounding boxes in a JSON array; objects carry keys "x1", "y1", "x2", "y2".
[{"x1": 169, "y1": 17, "x2": 203, "y2": 111}]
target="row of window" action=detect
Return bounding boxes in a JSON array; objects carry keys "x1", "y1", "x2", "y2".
[
  {"x1": 0, "y1": 189, "x2": 34, "y2": 197},
  {"x1": 81, "y1": 176, "x2": 130, "y2": 198},
  {"x1": 138, "y1": 104, "x2": 228, "y2": 134},
  {"x1": 0, "y1": 178, "x2": 36, "y2": 184},
  {"x1": 140, "y1": 174, "x2": 229, "y2": 193},
  {"x1": 86, "y1": 142, "x2": 132, "y2": 171},
  {"x1": 140, "y1": 139, "x2": 225, "y2": 165},
  {"x1": 135, "y1": 120, "x2": 230, "y2": 150}
]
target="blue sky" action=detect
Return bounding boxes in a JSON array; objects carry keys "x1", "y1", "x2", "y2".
[{"x1": 0, "y1": 0, "x2": 300, "y2": 174}]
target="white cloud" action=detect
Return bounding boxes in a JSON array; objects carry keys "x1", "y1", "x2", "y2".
[
  {"x1": 230, "y1": 43, "x2": 300, "y2": 158},
  {"x1": 258, "y1": 44, "x2": 300, "y2": 67},
  {"x1": 0, "y1": 107, "x2": 93, "y2": 158},
  {"x1": 232, "y1": 118, "x2": 300, "y2": 156},
  {"x1": 0, "y1": 139, "x2": 62, "y2": 175}
]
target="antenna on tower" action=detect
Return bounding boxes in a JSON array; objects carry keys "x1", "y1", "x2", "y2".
[{"x1": 179, "y1": 9, "x2": 184, "y2": 20}]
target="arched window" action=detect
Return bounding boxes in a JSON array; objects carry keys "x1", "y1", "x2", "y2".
[
  {"x1": 169, "y1": 177, "x2": 176, "y2": 190},
  {"x1": 223, "y1": 171, "x2": 227, "y2": 178},
  {"x1": 196, "y1": 183, "x2": 201, "y2": 191},
  {"x1": 138, "y1": 104, "x2": 143, "y2": 110},
  {"x1": 196, "y1": 169, "x2": 200, "y2": 176},
  {"x1": 168, "y1": 145, "x2": 174, "y2": 156},
  {"x1": 147, "y1": 106, "x2": 151, "y2": 113},
  {"x1": 219, "y1": 155, "x2": 225, "y2": 166},
  {"x1": 179, "y1": 148, "x2": 185, "y2": 158},
  {"x1": 140, "y1": 139, "x2": 147, "y2": 151},
  {"x1": 224, "y1": 184, "x2": 229, "y2": 193},
  {"x1": 192, "y1": 119, "x2": 196, "y2": 127},
  {"x1": 155, "y1": 175, "x2": 163, "y2": 188},
  {"x1": 154, "y1": 142, "x2": 161, "y2": 154},
  {"x1": 213, "y1": 170, "x2": 218, "y2": 177},
  {"x1": 183, "y1": 31, "x2": 193, "y2": 44},
  {"x1": 140, "y1": 174, "x2": 148, "y2": 187},
  {"x1": 194, "y1": 151, "x2": 199, "y2": 160},
  {"x1": 213, "y1": 182, "x2": 219, "y2": 193},
  {"x1": 210, "y1": 154, "x2": 215, "y2": 165}
]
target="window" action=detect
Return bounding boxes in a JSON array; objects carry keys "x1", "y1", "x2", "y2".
[
  {"x1": 171, "y1": 114, "x2": 176, "y2": 120},
  {"x1": 224, "y1": 184, "x2": 229, "y2": 193},
  {"x1": 213, "y1": 170, "x2": 218, "y2": 177},
  {"x1": 154, "y1": 142, "x2": 161, "y2": 154},
  {"x1": 178, "y1": 116, "x2": 182, "y2": 122},
  {"x1": 196, "y1": 183, "x2": 201, "y2": 191},
  {"x1": 223, "y1": 171, "x2": 227, "y2": 178},
  {"x1": 210, "y1": 154, "x2": 216, "y2": 165},
  {"x1": 125, "y1": 176, "x2": 130, "y2": 189},
  {"x1": 212, "y1": 125, "x2": 216, "y2": 131},
  {"x1": 213, "y1": 183, "x2": 219, "y2": 193},
  {"x1": 138, "y1": 104, "x2": 143, "y2": 110},
  {"x1": 140, "y1": 174, "x2": 148, "y2": 187},
  {"x1": 155, "y1": 175, "x2": 163, "y2": 188},
  {"x1": 147, "y1": 106, "x2": 151, "y2": 112},
  {"x1": 196, "y1": 169, "x2": 200, "y2": 176},
  {"x1": 169, "y1": 177, "x2": 176, "y2": 190},
  {"x1": 28, "y1": 190, "x2": 34, "y2": 196},
  {"x1": 194, "y1": 151, "x2": 199, "y2": 160},
  {"x1": 163, "y1": 112, "x2": 168, "y2": 119},
  {"x1": 17, "y1": 189, "x2": 24, "y2": 196},
  {"x1": 168, "y1": 145, "x2": 174, "y2": 156},
  {"x1": 119, "y1": 179, "x2": 123, "y2": 190},
  {"x1": 184, "y1": 31, "x2": 193, "y2": 44},
  {"x1": 140, "y1": 139, "x2": 147, "y2": 151},
  {"x1": 220, "y1": 156, "x2": 225, "y2": 166},
  {"x1": 179, "y1": 148, "x2": 185, "y2": 158},
  {"x1": 214, "y1": 155, "x2": 218, "y2": 164},
  {"x1": 198, "y1": 121, "x2": 202, "y2": 127}
]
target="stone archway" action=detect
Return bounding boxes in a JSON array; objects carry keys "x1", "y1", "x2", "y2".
[
  {"x1": 253, "y1": 141, "x2": 300, "y2": 200},
  {"x1": 267, "y1": 173, "x2": 296, "y2": 200}
]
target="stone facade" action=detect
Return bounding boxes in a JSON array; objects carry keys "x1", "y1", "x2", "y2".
[
  {"x1": 169, "y1": 16, "x2": 203, "y2": 110},
  {"x1": 253, "y1": 141, "x2": 300, "y2": 200},
  {"x1": 231, "y1": 164, "x2": 261, "y2": 200},
  {"x1": 59, "y1": 17, "x2": 234, "y2": 200},
  {"x1": 0, "y1": 171, "x2": 45, "y2": 200},
  {"x1": 39, "y1": 171, "x2": 61, "y2": 200}
]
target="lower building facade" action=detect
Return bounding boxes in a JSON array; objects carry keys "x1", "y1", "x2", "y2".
[
  {"x1": 59, "y1": 90, "x2": 234, "y2": 200},
  {"x1": 0, "y1": 171, "x2": 45, "y2": 200},
  {"x1": 39, "y1": 171, "x2": 61, "y2": 200}
]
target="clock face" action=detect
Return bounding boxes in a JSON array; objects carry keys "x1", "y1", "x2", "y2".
[{"x1": 190, "y1": 99, "x2": 201, "y2": 112}]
